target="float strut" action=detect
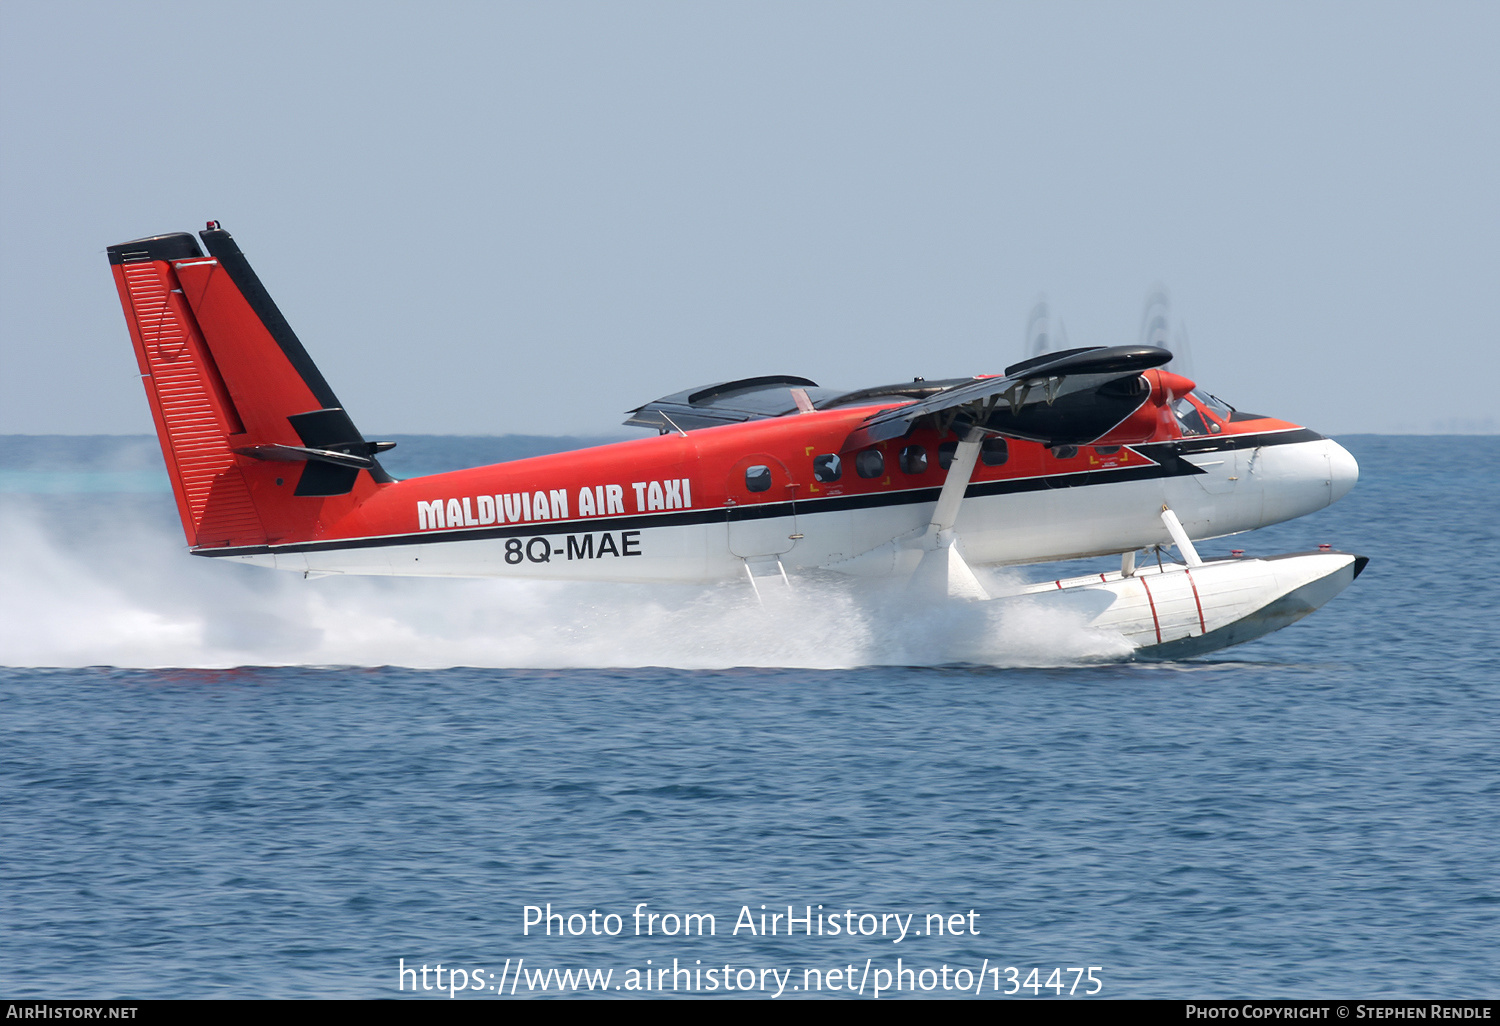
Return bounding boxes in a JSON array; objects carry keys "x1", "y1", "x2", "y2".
[{"x1": 1160, "y1": 505, "x2": 1203, "y2": 567}]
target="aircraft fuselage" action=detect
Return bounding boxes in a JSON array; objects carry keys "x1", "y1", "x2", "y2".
[{"x1": 207, "y1": 403, "x2": 1358, "y2": 583}]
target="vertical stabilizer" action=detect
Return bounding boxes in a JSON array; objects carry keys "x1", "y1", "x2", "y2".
[{"x1": 107, "y1": 225, "x2": 389, "y2": 549}]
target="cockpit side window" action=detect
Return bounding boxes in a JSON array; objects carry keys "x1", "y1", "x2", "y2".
[{"x1": 1172, "y1": 397, "x2": 1210, "y2": 437}]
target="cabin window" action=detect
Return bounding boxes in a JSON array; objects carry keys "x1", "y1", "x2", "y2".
[
  {"x1": 1051, "y1": 445, "x2": 1079, "y2": 460},
  {"x1": 938, "y1": 437, "x2": 1007, "y2": 468},
  {"x1": 899, "y1": 445, "x2": 928, "y2": 475},
  {"x1": 855, "y1": 449, "x2": 884, "y2": 479},
  {"x1": 745, "y1": 465, "x2": 772, "y2": 492},
  {"x1": 980, "y1": 437, "x2": 1009, "y2": 466},
  {"x1": 813, "y1": 454, "x2": 842, "y2": 482}
]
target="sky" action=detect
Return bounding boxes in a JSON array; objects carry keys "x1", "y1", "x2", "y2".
[{"x1": 2, "y1": 1, "x2": 1496, "y2": 437}]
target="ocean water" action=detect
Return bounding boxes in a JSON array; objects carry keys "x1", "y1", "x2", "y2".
[{"x1": 1, "y1": 435, "x2": 1496, "y2": 999}]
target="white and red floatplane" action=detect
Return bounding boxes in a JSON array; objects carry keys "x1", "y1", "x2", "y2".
[{"x1": 107, "y1": 223, "x2": 1363, "y2": 659}]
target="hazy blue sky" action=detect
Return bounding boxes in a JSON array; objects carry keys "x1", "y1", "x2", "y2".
[{"x1": 3, "y1": 1, "x2": 1496, "y2": 437}]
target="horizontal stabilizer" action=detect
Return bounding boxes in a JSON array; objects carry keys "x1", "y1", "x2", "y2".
[{"x1": 232, "y1": 444, "x2": 376, "y2": 469}]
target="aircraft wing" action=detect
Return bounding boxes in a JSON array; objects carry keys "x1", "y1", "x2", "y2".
[
  {"x1": 839, "y1": 345, "x2": 1173, "y2": 450},
  {"x1": 623, "y1": 346, "x2": 1170, "y2": 446},
  {"x1": 624, "y1": 375, "x2": 828, "y2": 431},
  {"x1": 624, "y1": 375, "x2": 970, "y2": 432}
]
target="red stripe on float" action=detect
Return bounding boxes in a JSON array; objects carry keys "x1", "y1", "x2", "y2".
[
  {"x1": 1184, "y1": 567, "x2": 1207, "y2": 634},
  {"x1": 1139, "y1": 576, "x2": 1162, "y2": 643}
]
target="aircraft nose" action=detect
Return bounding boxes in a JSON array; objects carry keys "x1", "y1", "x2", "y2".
[{"x1": 1328, "y1": 440, "x2": 1359, "y2": 505}]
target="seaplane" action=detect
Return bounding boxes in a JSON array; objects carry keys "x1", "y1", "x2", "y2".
[{"x1": 106, "y1": 223, "x2": 1363, "y2": 660}]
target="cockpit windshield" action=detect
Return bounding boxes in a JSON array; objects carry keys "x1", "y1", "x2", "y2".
[
  {"x1": 1192, "y1": 389, "x2": 1236, "y2": 421},
  {"x1": 1173, "y1": 391, "x2": 1231, "y2": 436}
]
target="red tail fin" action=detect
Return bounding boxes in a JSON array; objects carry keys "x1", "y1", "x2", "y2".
[{"x1": 108, "y1": 224, "x2": 390, "y2": 550}]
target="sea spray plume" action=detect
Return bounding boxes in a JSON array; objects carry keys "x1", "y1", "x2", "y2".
[{"x1": 0, "y1": 497, "x2": 1127, "y2": 669}]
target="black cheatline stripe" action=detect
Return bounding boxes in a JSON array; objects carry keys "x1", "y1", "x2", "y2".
[
  {"x1": 192, "y1": 428, "x2": 1325, "y2": 558},
  {"x1": 196, "y1": 506, "x2": 728, "y2": 557},
  {"x1": 1154, "y1": 427, "x2": 1325, "y2": 454}
]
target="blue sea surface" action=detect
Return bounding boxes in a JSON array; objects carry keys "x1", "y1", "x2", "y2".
[{"x1": 1, "y1": 435, "x2": 1496, "y2": 999}]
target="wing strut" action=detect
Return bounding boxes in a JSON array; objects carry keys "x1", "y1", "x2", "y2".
[
  {"x1": 1160, "y1": 505, "x2": 1203, "y2": 566},
  {"x1": 907, "y1": 429, "x2": 990, "y2": 600}
]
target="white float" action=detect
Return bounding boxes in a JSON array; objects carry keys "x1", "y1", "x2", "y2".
[{"x1": 1011, "y1": 549, "x2": 1367, "y2": 659}]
